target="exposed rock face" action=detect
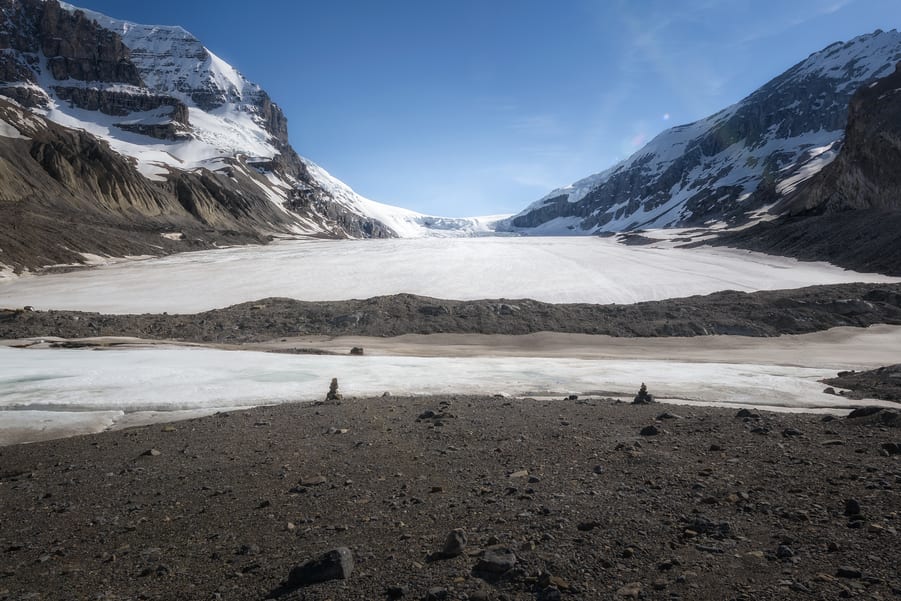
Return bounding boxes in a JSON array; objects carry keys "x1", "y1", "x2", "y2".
[
  {"x1": 51, "y1": 86, "x2": 189, "y2": 122},
  {"x1": 503, "y1": 30, "x2": 901, "y2": 234},
  {"x1": 782, "y1": 62, "x2": 901, "y2": 214},
  {"x1": 0, "y1": 0, "x2": 142, "y2": 85},
  {"x1": 713, "y1": 62, "x2": 901, "y2": 276},
  {"x1": 0, "y1": 1, "x2": 403, "y2": 272}
]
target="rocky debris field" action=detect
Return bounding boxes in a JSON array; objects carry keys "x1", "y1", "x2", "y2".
[
  {"x1": 1, "y1": 395, "x2": 899, "y2": 600},
  {"x1": 823, "y1": 365, "x2": 901, "y2": 402},
  {"x1": 3, "y1": 283, "x2": 901, "y2": 343}
]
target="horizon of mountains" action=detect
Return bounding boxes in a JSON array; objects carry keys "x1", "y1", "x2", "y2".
[{"x1": 1, "y1": 0, "x2": 899, "y2": 274}]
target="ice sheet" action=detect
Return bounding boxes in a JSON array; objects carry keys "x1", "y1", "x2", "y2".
[
  {"x1": 2, "y1": 345, "x2": 895, "y2": 445},
  {"x1": 0, "y1": 238, "x2": 894, "y2": 313}
]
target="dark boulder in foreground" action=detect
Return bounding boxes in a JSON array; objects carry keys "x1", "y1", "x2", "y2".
[{"x1": 284, "y1": 547, "x2": 354, "y2": 588}]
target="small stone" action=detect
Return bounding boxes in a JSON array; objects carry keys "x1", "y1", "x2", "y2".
[
  {"x1": 881, "y1": 442, "x2": 901, "y2": 456},
  {"x1": 300, "y1": 475, "x2": 327, "y2": 486},
  {"x1": 386, "y1": 585, "x2": 409, "y2": 598},
  {"x1": 822, "y1": 439, "x2": 845, "y2": 446},
  {"x1": 424, "y1": 587, "x2": 448, "y2": 600},
  {"x1": 577, "y1": 521, "x2": 600, "y2": 532},
  {"x1": 349, "y1": 346, "x2": 364, "y2": 355},
  {"x1": 161, "y1": 425, "x2": 176, "y2": 432},
  {"x1": 782, "y1": 428, "x2": 802, "y2": 437},
  {"x1": 538, "y1": 587, "x2": 562, "y2": 601},
  {"x1": 836, "y1": 566, "x2": 862, "y2": 579},
  {"x1": 509, "y1": 470, "x2": 529, "y2": 478},
  {"x1": 142, "y1": 449, "x2": 161, "y2": 457},
  {"x1": 639, "y1": 425, "x2": 659, "y2": 436},
  {"x1": 776, "y1": 545, "x2": 795, "y2": 559},
  {"x1": 735, "y1": 408, "x2": 759, "y2": 419},
  {"x1": 441, "y1": 529, "x2": 467, "y2": 558},
  {"x1": 616, "y1": 582, "x2": 642, "y2": 598},
  {"x1": 285, "y1": 547, "x2": 354, "y2": 587},
  {"x1": 844, "y1": 499, "x2": 861, "y2": 517},
  {"x1": 593, "y1": 465, "x2": 605, "y2": 474},
  {"x1": 656, "y1": 411, "x2": 683, "y2": 420},
  {"x1": 475, "y1": 546, "x2": 516, "y2": 573}
]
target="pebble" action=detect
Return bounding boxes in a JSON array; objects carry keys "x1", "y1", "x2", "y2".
[
  {"x1": 639, "y1": 425, "x2": 659, "y2": 436},
  {"x1": 386, "y1": 585, "x2": 409, "y2": 598},
  {"x1": 836, "y1": 566, "x2": 862, "y2": 579},
  {"x1": 616, "y1": 582, "x2": 642, "y2": 598},
  {"x1": 475, "y1": 546, "x2": 517, "y2": 573},
  {"x1": 776, "y1": 545, "x2": 795, "y2": 559},
  {"x1": 424, "y1": 587, "x2": 448, "y2": 600}
]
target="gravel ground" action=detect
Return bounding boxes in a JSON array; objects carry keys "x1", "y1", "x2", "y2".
[{"x1": 1, "y1": 394, "x2": 899, "y2": 601}]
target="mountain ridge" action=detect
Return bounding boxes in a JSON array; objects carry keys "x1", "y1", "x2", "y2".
[
  {"x1": 502, "y1": 29, "x2": 901, "y2": 235},
  {"x1": 0, "y1": 0, "x2": 497, "y2": 273}
]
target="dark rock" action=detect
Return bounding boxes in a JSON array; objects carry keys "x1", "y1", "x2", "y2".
[
  {"x1": 386, "y1": 585, "x2": 409, "y2": 599},
  {"x1": 882, "y1": 442, "x2": 901, "y2": 455},
  {"x1": 736, "y1": 409, "x2": 760, "y2": 419},
  {"x1": 639, "y1": 425, "x2": 660, "y2": 436},
  {"x1": 844, "y1": 499, "x2": 861, "y2": 517},
  {"x1": 440, "y1": 529, "x2": 467, "y2": 558},
  {"x1": 577, "y1": 521, "x2": 600, "y2": 532},
  {"x1": 656, "y1": 411, "x2": 683, "y2": 420},
  {"x1": 424, "y1": 587, "x2": 448, "y2": 600},
  {"x1": 836, "y1": 566, "x2": 862, "y2": 579},
  {"x1": 848, "y1": 406, "x2": 885, "y2": 419},
  {"x1": 823, "y1": 387, "x2": 837, "y2": 395},
  {"x1": 285, "y1": 547, "x2": 354, "y2": 587},
  {"x1": 475, "y1": 546, "x2": 517, "y2": 574},
  {"x1": 538, "y1": 587, "x2": 562, "y2": 601},
  {"x1": 776, "y1": 545, "x2": 795, "y2": 559},
  {"x1": 782, "y1": 428, "x2": 802, "y2": 437},
  {"x1": 349, "y1": 346, "x2": 364, "y2": 355}
]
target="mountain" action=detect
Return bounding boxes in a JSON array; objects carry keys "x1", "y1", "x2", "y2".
[
  {"x1": 501, "y1": 30, "x2": 901, "y2": 235},
  {"x1": 710, "y1": 61, "x2": 901, "y2": 275},
  {"x1": 0, "y1": 0, "x2": 493, "y2": 273}
]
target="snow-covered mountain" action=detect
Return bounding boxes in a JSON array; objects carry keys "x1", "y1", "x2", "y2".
[
  {"x1": 502, "y1": 30, "x2": 901, "y2": 235},
  {"x1": 0, "y1": 0, "x2": 495, "y2": 271}
]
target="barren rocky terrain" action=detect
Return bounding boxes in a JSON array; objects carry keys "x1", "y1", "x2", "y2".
[
  {"x1": 3, "y1": 283, "x2": 901, "y2": 343},
  {"x1": 0, "y1": 394, "x2": 899, "y2": 601}
]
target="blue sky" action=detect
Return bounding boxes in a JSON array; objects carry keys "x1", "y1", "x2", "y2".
[{"x1": 73, "y1": 0, "x2": 898, "y2": 217}]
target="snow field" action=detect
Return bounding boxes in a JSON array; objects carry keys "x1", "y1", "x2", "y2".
[{"x1": 0, "y1": 237, "x2": 895, "y2": 314}]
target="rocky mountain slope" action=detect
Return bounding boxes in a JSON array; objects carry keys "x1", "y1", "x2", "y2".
[
  {"x1": 502, "y1": 30, "x2": 901, "y2": 235},
  {"x1": 711, "y1": 61, "x2": 901, "y2": 275},
  {"x1": 0, "y1": 0, "x2": 492, "y2": 273}
]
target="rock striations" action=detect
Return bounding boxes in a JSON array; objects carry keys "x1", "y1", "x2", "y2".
[
  {"x1": 501, "y1": 30, "x2": 901, "y2": 235},
  {"x1": 714, "y1": 61, "x2": 901, "y2": 275},
  {"x1": 0, "y1": 0, "x2": 399, "y2": 272}
]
